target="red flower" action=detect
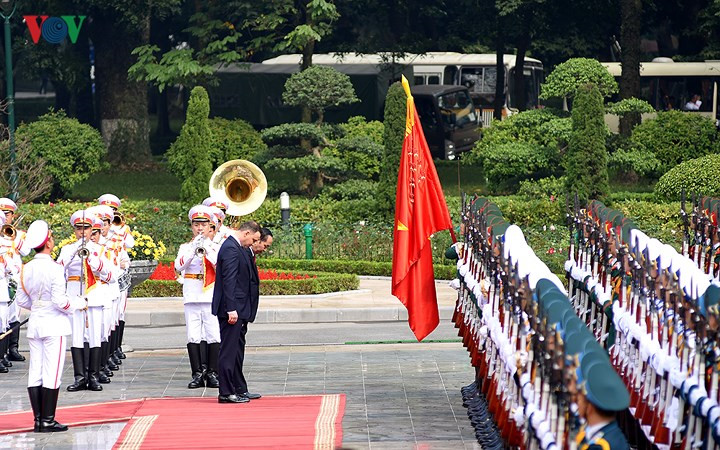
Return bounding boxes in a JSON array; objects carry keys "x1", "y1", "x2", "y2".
[
  {"x1": 49, "y1": 202, "x2": 55, "y2": 207},
  {"x1": 153, "y1": 207, "x2": 160, "y2": 213}
]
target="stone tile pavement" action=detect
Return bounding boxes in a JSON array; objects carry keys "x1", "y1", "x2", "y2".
[{"x1": 0, "y1": 342, "x2": 480, "y2": 449}]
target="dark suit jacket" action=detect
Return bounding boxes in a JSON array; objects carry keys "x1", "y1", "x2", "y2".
[
  {"x1": 211, "y1": 236, "x2": 257, "y2": 322},
  {"x1": 246, "y1": 248, "x2": 260, "y2": 320}
]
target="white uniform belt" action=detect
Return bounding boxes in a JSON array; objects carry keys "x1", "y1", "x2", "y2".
[{"x1": 33, "y1": 299, "x2": 50, "y2": 307}]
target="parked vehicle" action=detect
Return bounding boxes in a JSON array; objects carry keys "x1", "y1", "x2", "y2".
[{"x1": 410, "y1": 85, "x2": 481, "y2": 160}]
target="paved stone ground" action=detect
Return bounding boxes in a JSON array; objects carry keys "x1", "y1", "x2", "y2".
[{"x1": 0, "y1": 342, "x2": 479, "y2": 449}]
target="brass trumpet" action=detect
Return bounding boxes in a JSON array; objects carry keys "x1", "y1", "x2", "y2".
[
  {"x1": 112, "y1": 211, "x2": 125, "y2": 227},
  {"x1": 1, "y1": 224, "x2": 15, "y2": 240},
  {"x1": 194, "y1": 237, "x2": 207, "y2": 257},
  {"x1": 77, "y1": 242, "x2": 90, "y2": 259}
]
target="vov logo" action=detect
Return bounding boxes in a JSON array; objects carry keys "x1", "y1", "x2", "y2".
[{"x1": 23, "y1": 16, "x2": 86, "y2": 44}]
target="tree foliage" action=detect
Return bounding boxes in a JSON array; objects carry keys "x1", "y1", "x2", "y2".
[
  {"x1": 607, "y1": 97, "x2": 655, "y2": 116},
  {"x1": 17, "y1": 110, "x2": 108, "y2": 198},
  {"x1": 540, "y1": 58, "x2": 618, "y2": 99},
  {"x1": 166, "y1": 86, "x2": 214, "y2": 204},
  {"x1": 378, "y1": 82, "x2": 406, "y2": 215},
  {"x1": 655, "y1": 154, "x2": 720, "y2": 200},
  {"x1": 629, "y1": 110, "x2": 720, "y2": 175},
  {"x1": 282, "y1": 66, "x2": 359, "y2": 124},
  {"x1": 565, "y1": 83, "x2": 608, "y2": 200}
]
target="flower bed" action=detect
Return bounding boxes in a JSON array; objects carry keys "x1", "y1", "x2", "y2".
[{"x1": 134, "y1": 268, "x2": 357, "y2": 297}]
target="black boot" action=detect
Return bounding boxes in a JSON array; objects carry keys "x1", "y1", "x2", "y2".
[
  {"x1": 187, "y1": 343, "x2": 204, "y2": 389},
  {"x1": 7, "y1": 322, "x2": 24, "y2": 361},
  {"x1": 105, "y1": 337, "x2": 119, "y2": 371},
  {"x1": 115, "y1": 320, "x2": 126, "y2": 359},
  {"x1": 27, "y1": 386, "x2": 42, "y2": 432},
  {"x1": 66, "y1": 347, "x2": 87, "y2": 392},
  {"x1": 87, "y1": 347, "x2": 103, "y2": 391},
  {"x1": 110, "y1": 330, "x2": 121, "y2": 366},
  {"x1": 99, "y1": 341, "x2": 112, "y2": 382},
  {"x1": 200, "y1": 340, "x2": 208, "y2": 373},
  {"x1": 0, "y1": 338, "x2": 7, "y2": 373},
  {"x1": 0, "y1": 338, "x2": 12, "y2": 368},
  {"x1": 38, "y1": 388, "x2": 68, "y2": 432},
  {"x1": 205, "y1": 343, "x2": 220, "y2": 388}
]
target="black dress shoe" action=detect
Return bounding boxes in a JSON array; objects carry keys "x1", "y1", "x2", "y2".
[
  {"x1": 188, "y1": 372, "x2": 205, "y2": 389},
  {"x1": 38, "y1": 420, "x2": 68, "y2": 432},
  {"x1": 0, "y1": 364, "x2": 7, "y2": 373},
  {"x1": 107, "y1": 359, "x2": 119, "y2": 371},
  {"x1": 218, "y1": 394, "x2": 249, "y2": 404},
  {"x1": 205, "y1": 372, "x2": 219, "y2": 388},
  {"x1": 239, "y1": 392, "x2": 261, "y2": 400},
  {"x1": 2, "y1": 357, "x2": 12, "y2": 368},
  {"x1": 98, "y1": 371, "x2": 111, "y2": 384},
  {"x1": 115, "y1": 348, "x2": 126, "y2": 360}
]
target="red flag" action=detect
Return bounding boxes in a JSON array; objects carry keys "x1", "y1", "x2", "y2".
[{"x1": 392, "y1": 75, "x2": 454, "y2": 341}]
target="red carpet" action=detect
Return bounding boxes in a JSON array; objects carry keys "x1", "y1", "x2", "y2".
[{"x1": 0, "y1": 395, "x2": 345, "y2": 449}]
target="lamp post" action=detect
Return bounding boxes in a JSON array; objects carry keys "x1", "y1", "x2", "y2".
[
  {"x1": 280, "y1": 192, "x2": 290, "y2": 226},
  {"x1": 0, "y1": 0, "x2": 17, "y2": 202}
]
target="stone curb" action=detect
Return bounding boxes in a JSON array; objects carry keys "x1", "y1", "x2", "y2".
[{"x1": 125, "y1": 305, "x2": 455, "y2": 327}]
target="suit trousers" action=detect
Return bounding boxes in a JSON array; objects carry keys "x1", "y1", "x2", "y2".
[
  {"x1": 217, "y1": 318, "x2": 247, "y2": 397},
  {"x1": 27, "y1": 335, "x2": 66, "y2": 389}
]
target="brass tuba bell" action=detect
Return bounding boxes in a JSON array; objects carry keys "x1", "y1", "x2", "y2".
[
  {"x1": 1, "y1": 224, "x2": 15, "y2": 240},
  {"x1": 209, "y1": 160, "x2": 267, "y2": 216}
]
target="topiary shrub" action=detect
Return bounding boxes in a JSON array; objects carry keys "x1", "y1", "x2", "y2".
[
  {"x1": 565, "y1": 83, "x2": 608, "y2": 200},
  {"x1": 208, "y1": 117, "x2": 266, "y2": 165},
  {"x1": 629, "y1": 110, "x2": 720, "y2": 174},
  {"x1": 540, "y1": 58, "x2": 618, "y2": 100},
  {"x1": 378, "y1": 82, "x2": 406, "y2": 216},
  {"x1": 166, "y1": 86, "x2": 214, "y2": 204},
  {"x1": 339, "y1": 116, "x2": 384, "y2": 146},
  {"x1": 608, "y1": 148, "x2": 662, "y2": 178},
  {"x1": 517, "y1": 176, "x2": 566, "y2": 199},
  {"x1": 479, "y1": 142, "x2": 557, "y2": 191},
  {"x1": 654, "y1": 154, "x2": 720, "y2": 200},
  {"x1": 282, "y1": 65, "x2": 359, "y2": 124},
  {"x1": 17, "y1": 110, "x2": 108, "y2": 198},
  {"x1": 324, "y1": 135, "x2": 383, "y2": 180}
]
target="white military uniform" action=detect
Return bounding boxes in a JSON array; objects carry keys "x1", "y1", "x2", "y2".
[
  {"x1": 57, "y1": 241, "x2": 115, "y2": 348},
  {"x1": 175, "y1": 234, "x2": 221, "y2": 344},
  {"x1": 98, "y1": 194, "x2": 134, "y2": 325},
  {"x1": 15, "y1": 240, "x2": 86, "y2": 388}
]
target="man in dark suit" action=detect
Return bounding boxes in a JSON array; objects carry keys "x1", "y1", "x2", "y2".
[{"x1": 211, "y1": 221, "x2": 261, "y2": 404}]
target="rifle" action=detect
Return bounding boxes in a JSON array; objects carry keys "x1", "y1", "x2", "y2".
[
  {"x1": 681, "y1": 189, "x2": 690, "y2": 258},
  {"x1": 0, "y1": 317, "x2": 28, "y2": 340}
]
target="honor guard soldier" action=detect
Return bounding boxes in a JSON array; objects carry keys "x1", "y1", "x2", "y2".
[
  {"x1": 575, "y1": 361, "x2": 631, "y2": 449},
  {"x1": 98, "y1": 194, "x2": 133, "y2": 360},
  {"x1": 203, "y1": 198, "x2": 231, "y2": 243},
  {"x1": 14, "y1": 220, "x2": 88, "y2": 432},
  {"x1": 0, "y1": 198, "x2": 27, "y2": 364},
  {"x1": 57, "y1": 210, "x2": 115, "y2": 392},
  {"x1": 94, "y1": 205, "x2": 129, "y2": 378},
  {"x1": 175, "y1": 205, "x2": 221, "y2": 389}
]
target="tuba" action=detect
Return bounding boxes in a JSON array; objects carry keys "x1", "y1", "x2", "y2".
[
  {"x1": 1, "y1": 224, "x2": 15, "y2": 240},
  {"x1": 209, "y1": 160, "x2": 267, "y2": 216}
]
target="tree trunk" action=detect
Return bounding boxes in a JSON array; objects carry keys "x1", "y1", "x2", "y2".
[
  {"x1": 300, "y1": 41, "x2": 315, "y2": 124},
  {"x1": 91, "y1": 14, "x2": 151, "y2": 163},
  {"x1": 619, "y1": 0, "x2": 642, "y2": 136},
  {"x1": 513, "y1": 31, "x2": 530, "y2": 111},
  {"x1": 494, "y1": 29, "x2": 505, "y2": 121}
]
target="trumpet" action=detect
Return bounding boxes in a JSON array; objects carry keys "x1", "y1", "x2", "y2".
[
  {"x1": 112, "y1": 211, "x2": 125, "y2": 227},
  {"x1": 194, "y1": 237, "x2": 207, "y2": 257},
  {"x1": 1, "y1": 224, "x2": 15, "y2": 240},
  {"x1": 77, "y1": 243, "x2": 90, "y2": 259}
]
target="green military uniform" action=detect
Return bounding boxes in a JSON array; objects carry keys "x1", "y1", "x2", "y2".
[{"x1": 576, "y1": 420, "x2": 629, "y2": 450}]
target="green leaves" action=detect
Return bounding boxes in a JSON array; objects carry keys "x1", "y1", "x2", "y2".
[
  {"x1": 540, "y1": 58, "x2": 618, "y2": 99},
  {"x1": 606, "y1": 97, "x2": 655, "y2": 116},
  {"x1": 282, "y1": 66, "x2": 359, "y2": 123},
  {"x1": 655, "y1": 154, "x2": 720, "y2": 200}
]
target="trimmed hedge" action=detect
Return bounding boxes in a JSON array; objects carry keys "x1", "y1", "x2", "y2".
[
  {"x1": 131, "y1": 271, "x2": 360, "y2": 297},
  {"x1": 256, "y1": 259, "x2": 457, "y2": 280},
  {"x1": 654, "y1": 154, "x2": 720, "y2": 200}
]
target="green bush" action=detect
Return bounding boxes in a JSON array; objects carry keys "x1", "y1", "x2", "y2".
[
  {"x1": 282, "y1": 65, "x2": 359, "y2": 124},
  {"x1": 465, "y1": 108, "x2": 563, "y2": 165},
  {"x1": 480, "y1": 142, "x2": 557, "y2": 191},
  {"x1": 208, "y1": 117, "x2": 266, "y2": 165},
  {"x1": 131, "y1": 271, "x2": 360, "y2": 297},
  {"x1": 654, "y1": 154, "x2": 720, "y2": 200},
  {"x1": 17, "y1": 110, "x2": 107, "y2": 198},
  {"x1": 491, "y1": 195, "x2": 564, "y2": 227},
  {"x1": 339, "y1": 116, "x2": 384, "y2": 146},
  {"x1": 614, "y1": 200, "x2": 682, "y2": 249},
  {"x1": 630, "y1": 110, "x2": 720, "y2": 174},
  {"x1": 565, "y1": 83, "x2": 608, "y2": 200},
  {"x1": 324, "y1": 135, "x2": 383, "y2": 180},
  {"x1": 540, "y1": 58, "x2": 618, "y2": 99},
  {"x1": 608, "y1": 148, "x2": 662, "y2": 178},
  {"x1": 166, "y1": 86, "x2": 213, "y2": 204},
  {"x1": 378, "y1": 82, "x2": 406, "y2": 216},
  {"x1": 319, "y1": 180, "x2": 380, "y2": 201},
  {"x1": 517, "y1": 176, "x2": 566, "y2": 200}
]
